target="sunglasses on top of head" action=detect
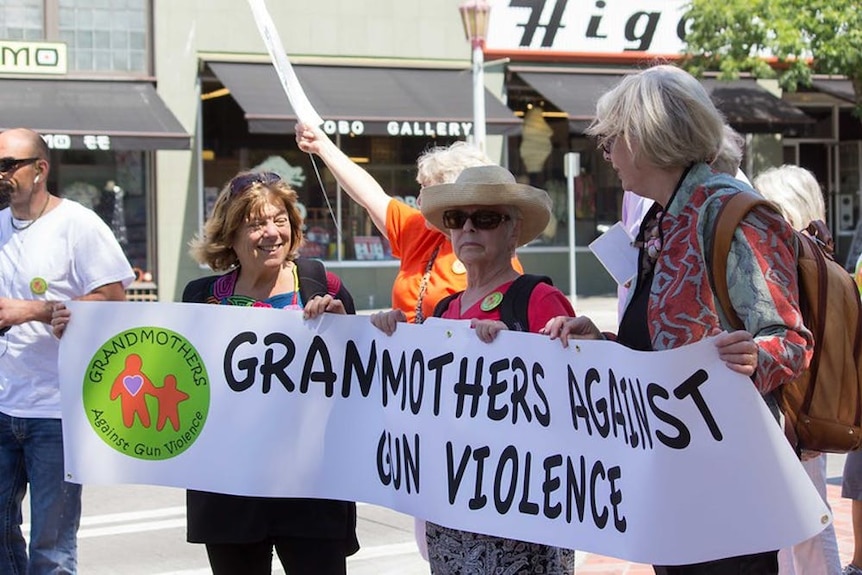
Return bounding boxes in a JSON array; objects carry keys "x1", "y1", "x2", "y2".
[
  {"x1": 229, "y1": 171, "x2": 281, "y2": 197},
  {"x1": 0, "y1": 157, "x2": 39, "y2": 175},
  {"x1": 442, "y1": 209, "x2": 511, "y2": 230}
]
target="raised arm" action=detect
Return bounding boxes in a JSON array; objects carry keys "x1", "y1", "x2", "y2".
[{"x1": 295, "y1": 122, "x2": 391, "y2": 234}]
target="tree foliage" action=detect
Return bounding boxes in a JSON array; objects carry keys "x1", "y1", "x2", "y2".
[{"x1": 681, "y1": 0, "x2": 862, "y2": 109}]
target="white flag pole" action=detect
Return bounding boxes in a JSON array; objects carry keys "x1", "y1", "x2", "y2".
[{"x1": 246, "y1": 0, "x2": 323, "y2": 126}]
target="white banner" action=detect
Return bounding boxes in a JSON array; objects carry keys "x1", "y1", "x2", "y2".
[{"x1": 59, "y1": 302, "x2": 828, "y2": 566}]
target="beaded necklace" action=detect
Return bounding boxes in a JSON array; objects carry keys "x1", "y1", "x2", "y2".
[{"x1": 413, "y1": 243, "x2": 441, "y2": 324}]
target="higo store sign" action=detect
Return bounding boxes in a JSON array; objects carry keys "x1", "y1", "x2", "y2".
[{"x1": 486, "y1": 0, "x2": 689, "y2": 56}]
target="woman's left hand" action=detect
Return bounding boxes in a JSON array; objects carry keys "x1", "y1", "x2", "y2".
[
  {"x1": 540, "y1": 316, "x2": 602, "y2": 347},
  {"x1": 712, "y1": 328, "x2": 758, "y2": 376},
  {"x1": 470, "y1": 319, "x2": 507, "y2": 343},
  {"x1": 303, "y1": 294, "x2": 346, "y2": 319}
]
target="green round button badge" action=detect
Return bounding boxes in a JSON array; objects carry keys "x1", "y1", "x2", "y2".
[
  {"x1": 480, "y1": 292, "x2": 503, "y2": 311},
  {"x1": 30, "y1": 277, "x2": 47, "y2": 295}
]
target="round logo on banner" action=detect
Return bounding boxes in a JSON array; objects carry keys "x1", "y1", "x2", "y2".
[{"x1": 82, "y1": 327, "x2": 210, "y2": 460}]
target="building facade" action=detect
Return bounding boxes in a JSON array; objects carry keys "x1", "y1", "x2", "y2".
[
  {"x1": 3, "y1": 1, "x2": 859, "y2": 308},
  {"x1": 0, "y1": 0, "x2": 189, "y2": 300}
]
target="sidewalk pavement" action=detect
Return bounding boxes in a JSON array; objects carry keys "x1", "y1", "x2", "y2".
[
  {"x1": 569, "y1": 294, "x2": 619, "y2": 333},
  {"x1": 575, "y1": 462, "x2": 852, "y2": 573}
]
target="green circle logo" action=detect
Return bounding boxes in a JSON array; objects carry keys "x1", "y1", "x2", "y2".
[{"x1": 82, "y1": 327, "x2": 210, "y2": 460}]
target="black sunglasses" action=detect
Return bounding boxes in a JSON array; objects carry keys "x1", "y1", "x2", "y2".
[
  {"x1": 0, "y1": 157, "x2": 39, "y2": 174},
  {"x1": 229, "y1": 171, "x2": 281, "y2": 197},
  {"x1": 442, "y1": 209, "x2": 511, "y2": 230}
]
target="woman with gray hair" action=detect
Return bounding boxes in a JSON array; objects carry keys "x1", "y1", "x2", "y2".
[
  {"x1": 754, "y1": 164, "x2": 841, "y2": 575},
  {"x1": 542, "y1": 64, "x2": 813, "y2": 574}
]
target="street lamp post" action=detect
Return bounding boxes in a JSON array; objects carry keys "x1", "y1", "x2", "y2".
[{"x1": 459, "y1": 0, "x2": 491, "y2": 152}]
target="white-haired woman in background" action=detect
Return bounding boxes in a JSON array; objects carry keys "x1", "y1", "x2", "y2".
[{"x1": 754, "y1": 164, "x2": 842, "y2": 575}]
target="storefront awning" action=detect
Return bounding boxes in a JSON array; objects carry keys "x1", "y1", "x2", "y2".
[
  {"x1": 208, "y1": 62, "x2": 522, "y2": 136},
  {"x1": 514, "y1": 71, "x2": 812, "y2": 133},
  {"x1": 809, "y1": 80, "x2": 855, "y2": 103},
  {"x1": 700, "y1": 79, "x2": 813, "y2": 132},
  {"x1": 0, "y1": 79, "x2": 190, "y2": 151},
  {"x1": 514, "y1": 72, "x2": 622, "y2": 122}
]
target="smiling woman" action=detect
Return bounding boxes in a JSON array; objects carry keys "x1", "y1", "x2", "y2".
[{"x1": 182, "y1": 170, "x2": 360, "y2": 575}]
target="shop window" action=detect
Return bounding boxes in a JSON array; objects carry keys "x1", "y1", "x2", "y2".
[
  {"x1": 509, "y1": 131, "x2": 618, "y2": 248},
  {"x1": 7, "y1": 0, "x2": 151, "y2": 75},
  {"x1": 58, "y1": 0, "x2": 149, "y2": 74},
  {"x1": 0, "y1": 0, "x2": 43, "y2": 40},
  {"x1": 51, "y1": 149, "x2": 153, "y2": 282}
]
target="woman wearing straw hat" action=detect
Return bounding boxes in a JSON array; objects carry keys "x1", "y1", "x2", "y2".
[
  {"x1": 371, "y1": 164, "x2": 576, "y2": 574},
  {"x1": 295, "y1": 123, "x2": 524, "y2": 325}
]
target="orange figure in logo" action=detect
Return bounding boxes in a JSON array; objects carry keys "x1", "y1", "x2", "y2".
[
  {"x1": 110, "y1": 354, "x2": 157, "y2": 428},
  {"x1": 152, "y1": 374, "x2": 189, "y2": 432}
]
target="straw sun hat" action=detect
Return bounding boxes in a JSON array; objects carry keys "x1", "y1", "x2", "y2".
[{"x1": 419, "y1": 165, "x2": 552, "y2": 247}]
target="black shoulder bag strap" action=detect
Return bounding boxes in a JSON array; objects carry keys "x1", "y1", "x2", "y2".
[
  {"x1": 431, "y1": 274, "x2": 553, "y2": 332},
  {"x1": 182, "y1": 275, "x2": 217, "y2": 304},
  {"x1": 499, "y1": 274, "x2": 553, "y2": 332},
  {"x1": 295, "y1": 258, "x2": 329, "y2": 302}
]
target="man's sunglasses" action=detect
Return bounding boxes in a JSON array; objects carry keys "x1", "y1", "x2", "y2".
[
  {"x1": 0, "y1": 157, "x2": 39, "y2": 174},
  {"x1": 442, "y1": 209, "x2": 511, "y2": 230},
  {"x1": 229, "y1": 171, "x2": 281, "y2": 197}
]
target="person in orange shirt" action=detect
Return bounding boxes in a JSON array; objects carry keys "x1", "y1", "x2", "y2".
[{"x1": 296, "y1": 123, "x2": 522, "y2": 323}]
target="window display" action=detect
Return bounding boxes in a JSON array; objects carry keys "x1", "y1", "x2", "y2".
[{"x1": 53, "y1": 148, "x2": 151, "y2": 279}]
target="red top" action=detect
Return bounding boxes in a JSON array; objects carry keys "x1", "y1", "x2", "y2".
[{"x1": 438, "y1": 279, "x2": 575, "y2": 332}]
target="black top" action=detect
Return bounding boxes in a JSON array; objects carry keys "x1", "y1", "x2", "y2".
[
  {"x1": 183, "y1": 259, "x2": 359, "y2": 551},
  {"x1": 618, "y1": 269, "x2": 654, "y2": 352}
]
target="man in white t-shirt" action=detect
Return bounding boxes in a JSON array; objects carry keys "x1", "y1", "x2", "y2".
[{"x1": 0, "y1": 128, "x2": 134, "y2": 574}]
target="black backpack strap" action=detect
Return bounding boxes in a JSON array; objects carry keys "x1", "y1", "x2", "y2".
[
  {"x1": 182, "y1": 275, "x2": 218, "y2": 303},
  {"x1": 295, "y1": 258, "x2": 357, "y2": 315},
  {"x1": 326, "y1": 272, "x2": 356, "y2": 315},
  {"x1": 499, "y1": 274, "x2": 553, "y2": 332},
  {"x1": 432, "y1": 292, "x2": 462, "y2": 319},
  {"x1": 295, "y1": 258, "x2": 328, "y2": 302}
]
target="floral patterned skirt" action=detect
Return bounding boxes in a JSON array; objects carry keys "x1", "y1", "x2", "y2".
[{"x1": 425, "y1": 521, "x2": 575, "y2": 575}]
